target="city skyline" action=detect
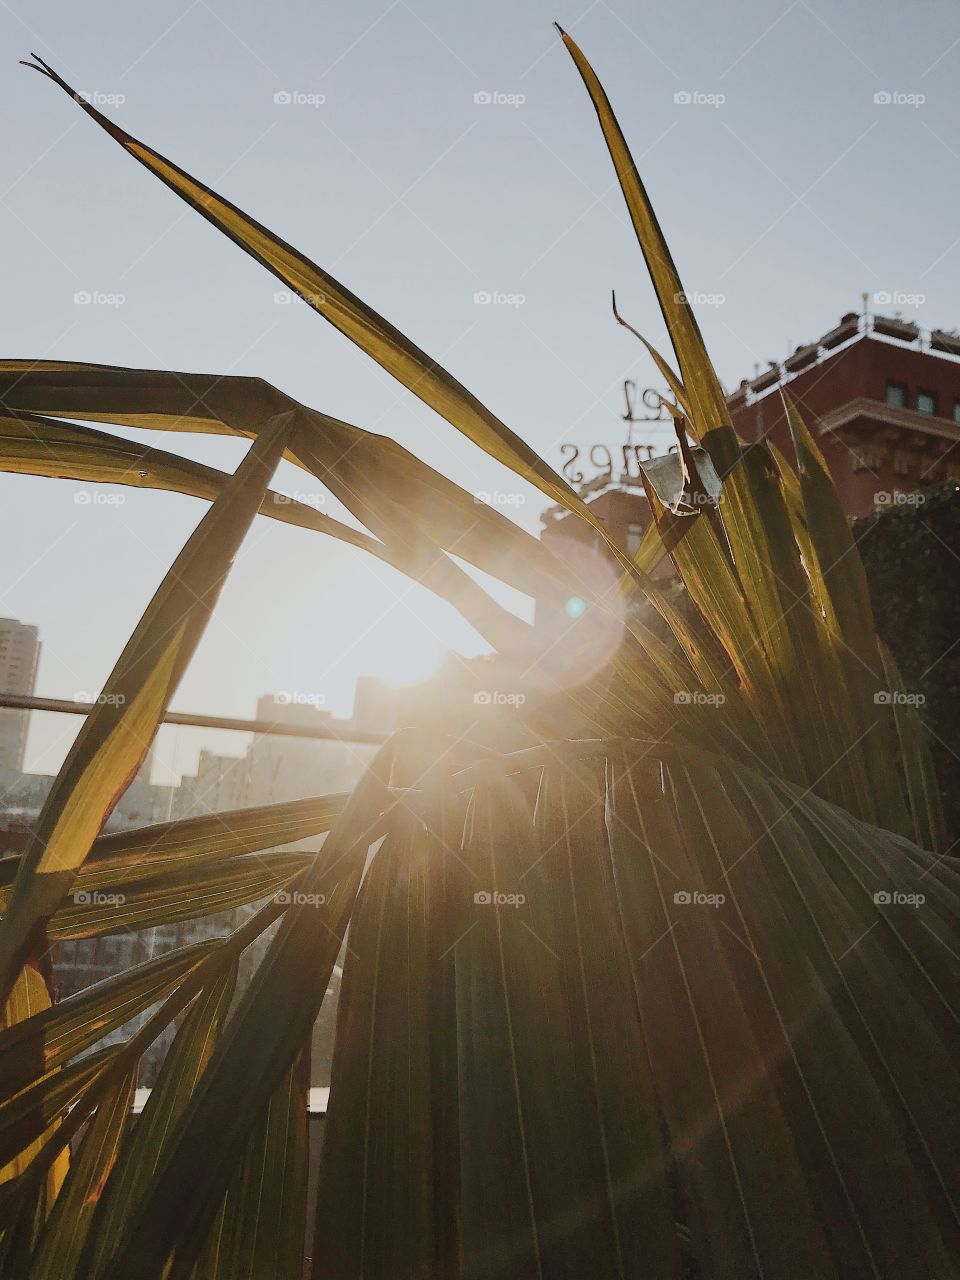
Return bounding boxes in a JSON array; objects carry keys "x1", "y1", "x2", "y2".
[{"x1": 0, "y1": 612, "x2": 400, "y2": 780}]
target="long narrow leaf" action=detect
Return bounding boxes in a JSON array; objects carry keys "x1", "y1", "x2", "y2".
[
  {"x1": 19, "y1": 61, "x2": 648, "y2": 581},
  {"x1": 81, "y1": 962, "x2": 238, "y2": 1279},
  {"x1": 96, "y1": 740, "x2": 397, "y2": 1280},
  {"x1": 0, "y1": 413, "x2": 292, "y2": 1000}
]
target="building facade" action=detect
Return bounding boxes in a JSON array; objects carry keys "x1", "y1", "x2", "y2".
[
  {"x1": 729, "y1": 312, "x2": 960, "y2": 516},
  {"x1": 540, "y1": 310, "x2": 960, "y2": 561},
  {"x1": 174, "y1": 747, "x2": 249, "y2": 820},
  {"x1": 0, "y1": 618, "x2": 40, "y2": 771},
  {"x1": 245, "y1": 693, "x2": 370, "y2": 807}
]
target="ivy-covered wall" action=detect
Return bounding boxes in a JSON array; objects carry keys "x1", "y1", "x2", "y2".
[{"x1": 854, "y1": 483, "x2": 960, "y2": 851}]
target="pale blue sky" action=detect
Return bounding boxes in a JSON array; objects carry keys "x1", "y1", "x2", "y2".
[{"x1": 1, "y1": 0, "x2": 958, "y2": 778}]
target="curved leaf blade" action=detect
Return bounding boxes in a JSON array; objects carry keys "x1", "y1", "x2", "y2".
[{"x1": 0, "y1": 413, "x2": 292, "y2": 999}]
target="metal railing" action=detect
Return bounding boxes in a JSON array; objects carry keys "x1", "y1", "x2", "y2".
[{"x1": 0, "y1": 692, "x2": 388, "y2": 745}]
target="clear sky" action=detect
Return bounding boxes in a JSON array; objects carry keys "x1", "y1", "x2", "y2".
[{"x1": 1, "y1": 0, "x2": 958, "y2": 779}]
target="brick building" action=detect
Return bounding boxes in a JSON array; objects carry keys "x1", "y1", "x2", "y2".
[
  {"x1": 541, "y1": 310, "x2": 960, "y2": 559},
  {"x1": 730, "y1": 312, "x2": 960, "y2": 516}
]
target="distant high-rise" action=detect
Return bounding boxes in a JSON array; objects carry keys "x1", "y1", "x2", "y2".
[
  {"x1": 175, "y1": 748, "x2": 248, "y2": 819},
  {"x1": 246, "y1": 693, "x2": 366, "y2": 806},
  {"x1": 351, "y1": 676, "x2": 399, "y2": 737},
  {"x1": 0, "y1": 618, "x2": 40, "y2": 771}
]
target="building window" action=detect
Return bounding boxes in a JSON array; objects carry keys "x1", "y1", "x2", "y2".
[
  {"x1": 917, "y1": 389, "x2": 938, "y2": 415},
  {"x1": 953, "y1": 400, "x2": 960, "y2": 423},
  {"x1": 626, "y1": 522, "x2": 644, "y2": 556},
  {"x1": 885, "y1": 380, "x2": 907, "y2": 408}
]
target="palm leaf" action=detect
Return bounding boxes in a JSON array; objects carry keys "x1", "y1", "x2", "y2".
[
  {"x1": 44, "y1": 851, "x2": 312, "y2": 940},
  {"x1": 0, "y1": 939, "x2": 219, "y2": 1100},
  {"x1": 0, "y1": 1051, "x2": 116, "y2": 1177},
  {"x1": 0, "y1": 362, "x2": 574, "y2": 648},
  {"x1": 60, "y1": 790, "x2": 348, "y2": 878},
  {"x1": 1, "y1": 31, "x2": 953, "y2": 1279},
  {"x1": 0, "y1": 414, "x2": 292, "y2": 1001},
  {"x1": 314, "y1": 740, "x2": 959, "y2": 1276},
  {"x1": 24, "y1": 1065, "x2": 136, "y2": 1280},
  {"x1": 0, "y1": 406, "x2": 382, "y2": 547},
  {"x1": 80, "y1": 962, "x2": 238, "y2": 1279},
  {"x1": 18, "y1": 62, "x2": 649, "y2": 582},
  {"x1": 0, "y1": 966, "x2": 70, "y2": 1211},
  {"x1": 181, "y1": 1048, "x2": 310, "y2": 1280},
  {"x1": 93, "y1": 744, "x2": 396, "y2": 1280}
]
